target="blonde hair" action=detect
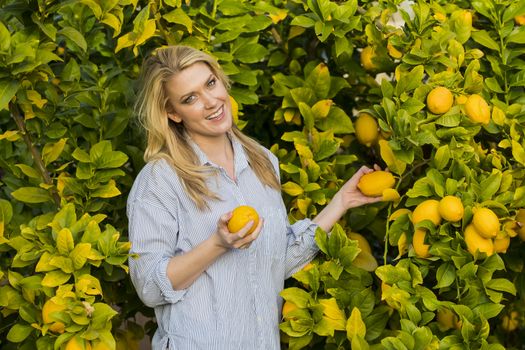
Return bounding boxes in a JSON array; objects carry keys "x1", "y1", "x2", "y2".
[{"x1": 135, "y1": 45, "x2": 280, "y2": 209}]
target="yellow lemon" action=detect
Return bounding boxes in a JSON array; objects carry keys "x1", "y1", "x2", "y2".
[
  {"x1": 412, "y1": 199, "x2": 442, "y2": 226},
  {"x1": 355, "y1": 113, "x2": 379, "y2": 147},
  {"x1": 413, "y1": 229, "x2": 431, "y2": 258},
  {"x1": 357, "y1": 171, "x2": 395, "y2": 197},
  {"x1": 389, "y1": 208, "x2": 411, "y2": 221},
  {"x1": 302, "y1": 262, "x2": 314, "y2": 271},
  {"x1": 438, "y1": 196, "x2": 464, "y2": 222},
  {"x1": 455, "y1": 95, "x2": 468, "y2": 105},
  {"x1": 229, "y1": 95, "x2": 239, "y2": 124},
  {"x1": 282, "y1": 301, "x2": 299, "y2": 320},
  {"x1": 515, "y1": 15, "x2": 525, "y2": 25},
  {"x1": 472, "y1": 207, "x2": 499, "y2": 238},
  {"x1": 352, "y1": 250, "x2": 378, "y2": 271},
  {"x1": 65, "y1": 336, "x2": 91, "y2": 350},
  {"x1": 227, "y1": 205, "x2": 259, "y2": 234},
  {"x1": 464, "y1": 94, "x2": 490, "y2": 124},
  {"x1": 387, "y1": 42, "x2": 403, "y2": 59},
  {"x1": 397, "y1": 232, "x2": 408, "y2": 257},
  {"x1": 437, "y1": 308, "x2": 461, "y2": 331},
  {"x1": 493, "y1": 231, "x2": 510, "y2": 253},
  {"x1": 464, "y1": 224, "x2": 494, "y2": 258},
  {"x1": 42, "y1": 299, "x2": 66, "y2": 334},
  {"x1": 347, "y1": 232, "x2": 372, "y2": 254},
  {"x1": 426, "y1": 87, "x2": 454, "y2": 114},
  {"x1": 360, "y1": 46, "x2": 377, "y2": 71},
  {"x1": 502, "y1": 311, "x2": 519, "y2": 332},
  {"x1": 434, "y1": 12, "x2": 446, "y2": 22},
  {"x1": 91, "y1": 341, "x2": 112, "y2": 350}
]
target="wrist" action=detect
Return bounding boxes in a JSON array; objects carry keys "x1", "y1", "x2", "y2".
[{"x1": 209, "y1": 233, "x2": 230, "y2": 253}]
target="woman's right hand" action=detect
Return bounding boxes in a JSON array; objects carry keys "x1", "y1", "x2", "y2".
[{"x1": 212, "y1": 212, "x2": 264, "y2": 250}]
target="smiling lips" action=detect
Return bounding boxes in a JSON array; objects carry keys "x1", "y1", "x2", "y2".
[{"x1": 206, "y1": 106, "x2": 225, "y2": 121}]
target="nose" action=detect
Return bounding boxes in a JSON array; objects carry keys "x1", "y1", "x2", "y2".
[{"x1": 201, "y1": 91, "x2": 217, "y2": 109}]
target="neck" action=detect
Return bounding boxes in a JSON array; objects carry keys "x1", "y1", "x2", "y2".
[{"x1": 191, "y1": 133, "x2": 233, "y2": 163}]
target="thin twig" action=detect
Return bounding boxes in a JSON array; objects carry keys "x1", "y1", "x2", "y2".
[{"x1": 9, "y1": 102, "x2": 61, "y2": 208}]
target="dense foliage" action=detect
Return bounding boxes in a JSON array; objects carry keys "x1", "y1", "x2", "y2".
[{"x1": 1, "y1": 0, "x2": 525, "y2": 349}]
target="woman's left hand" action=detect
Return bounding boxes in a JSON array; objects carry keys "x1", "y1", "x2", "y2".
[{"x1": 336, "y1": 165, "x2": 384, "y2": 210}]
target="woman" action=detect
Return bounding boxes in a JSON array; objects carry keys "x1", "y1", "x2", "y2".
[{"x1": 128, "y1": 45, "x2": 381, "y2": 349}]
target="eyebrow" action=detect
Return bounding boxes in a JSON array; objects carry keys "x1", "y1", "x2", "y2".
[{"x1": 179, "y1": 73, "x2": 215, "y2": 102}]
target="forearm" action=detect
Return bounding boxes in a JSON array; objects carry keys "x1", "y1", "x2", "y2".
[
  {"x1": 312, "y1": 193, "x2": 346, "y2": 233},
  {"x1": 166, "y1": 234, "x2": 229, "y2": 290}
]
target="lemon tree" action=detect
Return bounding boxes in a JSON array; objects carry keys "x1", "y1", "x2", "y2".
[{"x1": 1, "y1": 0, "x2": 525, "y2": 349}]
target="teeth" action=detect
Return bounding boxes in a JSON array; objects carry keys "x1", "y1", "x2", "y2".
[{"x1": 206, "y1": 107, "x2": 222, "y2": 120}]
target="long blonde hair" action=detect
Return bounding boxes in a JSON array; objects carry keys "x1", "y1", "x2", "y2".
[{"x1": 135, "y1": 45, "x2": 280, "y2": 209}]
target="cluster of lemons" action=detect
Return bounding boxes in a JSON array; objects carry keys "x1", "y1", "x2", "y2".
[
  {"x1": 407, "y1": 197, "x2": 513, "y2": 259},
  {"x1": 41, "y1": 299, "x2": 111, "y2": 350},
  {"x1": 426, "y1": 86, "x2": 491, "y2": 124}
]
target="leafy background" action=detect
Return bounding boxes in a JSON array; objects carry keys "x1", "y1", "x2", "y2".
[{"x1": 1, "y1": 0, "x2": 525, "y2": 349}]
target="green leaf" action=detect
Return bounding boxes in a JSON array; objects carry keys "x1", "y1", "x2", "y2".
[
  {"x1": 72, "y1": 148, "x2": 92, "y2": 163},
  {"x1": 91, "y1": 180, "x2": 121, "y2": 198},
  {"x1": 281, "y1": 287, "x2": 312, "y2": 308},
  {"x1": 507, "y1": 26, "x2": 525, "y2": 44},
  {"x1": 70, "y1": 243, "x2": 92, "y2": 269},
  {"x1": 395, "y1": 65, "x2": 424, "y2": 96},
  {"x1": 41, "y1": 270, "x2": 71, "y2": 287},
  {"x1": 433, "y1": 145, "x2": 450, "y2": 170},
  {"x1": 282, "y1": 182, "x2": 304, "y2": 196},
  {"x1": 97, "y1": 151, "x2": 128, "y2": 169},
  {"x1": 486, "y1": 279, "x2": 517, "y2": 295},
  {"x1": 57, "y1": 228, "x2": 75, "y2": 254},
  {"x1": 0, "y1": 199, "x2": 13, "y2": 226},
  {"x1": 6, "y1": 323, "x2": 33, "y2": 342},
  {"x1": 0, "y1": 80, "x2": 20, "y2": 111},
  {"x1": 347, "y1": 307, "x2": 366, "y2": 341},
  {"x1": 59, "y1": 26, "x2": 88, "y2": 52},
  {"x1": 316, "y1": 106, "x2": 353, "y2": 134},
  {"x1": 42, "y1": 138, "x2": 67, "y2": 166},
  {"x1": 291, "y1": 15, "x2": 316, "y2": 28},
  {"x1": 163, "y1": 8, "x2": 192, "y2": 33},
  {"x1": 234, "y1": 43, "x2": 268, "y2": 64},
  {"x1": 512, "y1": 140, "x2": 525, "y2": 166},
  {"x1": 474, "y1": 303, "x2": 505, "y2": 320},
  {"x1": 471, "y1": 30, "x2": 500, "y2": 51},
  {"x1": 480, "y1": 170, "x2": 502, "y2": 201},
  {"x1": 11, "y1": 187, "x2": 52, "y2": 204},
  {"x1": 298, "y1": 102, "x2": 315, "y2": 131},
  {"x1": 306, "y1": 63, "x2": 331, "y2": 99},
  {"x1": 91, "y1": 302, "x2": 118, "y2": 329},
  {"x1": 101, "y1": 12, "x2": 122, "y2": 36},
  {"x1": 0, "y1": 21, "x2": 11, "y2": 51},
  {"x1": 435, "y1": 262, "x2": 456, "y2": 288}
]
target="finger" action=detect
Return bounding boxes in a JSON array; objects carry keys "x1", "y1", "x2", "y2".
[
  {"x1": 234, "y1": 219, "x2": 264, "y2": 248},
  {"x1": 234, "y1": 220, "x2": 255, "y2": 238},
  {"x1": 218, "y1": 212, "x2": 233, "y2": 228},
  {"x1": 249, "y1": 218, "x2": 264, "y2": 240}
]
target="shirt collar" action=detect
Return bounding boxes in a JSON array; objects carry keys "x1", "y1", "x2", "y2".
[{"x1": 186, "y1": 132, "x2": 250, "y2": 175}]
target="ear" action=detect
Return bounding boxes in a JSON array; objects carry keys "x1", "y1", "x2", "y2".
[{"x1": 167, "y1": 112, "x2": 182, "y2": 123}]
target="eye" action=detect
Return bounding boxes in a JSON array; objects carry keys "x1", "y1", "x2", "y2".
[
  {"x1": 183, "y1": 95, "x2": 196, "y2": 104},
  {"x1": 208, "y1": 77, "x2": 217, "y2": 87}
]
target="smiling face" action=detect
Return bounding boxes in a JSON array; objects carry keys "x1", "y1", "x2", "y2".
[{"x1": 165, "y1": 61, "x2": 233, "y2": 145}]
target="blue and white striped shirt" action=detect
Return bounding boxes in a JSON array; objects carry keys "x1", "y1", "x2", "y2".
[{"x1": 127, "y1": 135, "x2": 319, "y2": 350}]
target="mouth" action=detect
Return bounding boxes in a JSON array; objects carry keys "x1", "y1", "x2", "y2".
[{"x1": 205, "y1": 106, "x2": 224, "y2": 121}]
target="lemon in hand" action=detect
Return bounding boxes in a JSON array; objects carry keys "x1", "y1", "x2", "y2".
[{"x1": 227, "y1": 205, "x2": 259, "y2": 234}]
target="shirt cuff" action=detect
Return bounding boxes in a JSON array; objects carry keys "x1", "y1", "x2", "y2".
[
  {"x1": 154, "y1": 256, "x2": 187, "y2": 304},
  {"x1": 290, "y1": 218, "x2": 319, "y2": 248}
]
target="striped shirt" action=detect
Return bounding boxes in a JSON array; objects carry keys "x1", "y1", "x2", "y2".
[{"x1": 127, "y1": 135, "x2": 319, "y2": 350}]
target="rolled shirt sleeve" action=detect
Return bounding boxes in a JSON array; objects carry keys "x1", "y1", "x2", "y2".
[
  {"x1": 128, "y1": 200, "x2": 187, "y2": 307},
  {"x1": 284, "y1": 218, "x2": 319, "y2": 279}
]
